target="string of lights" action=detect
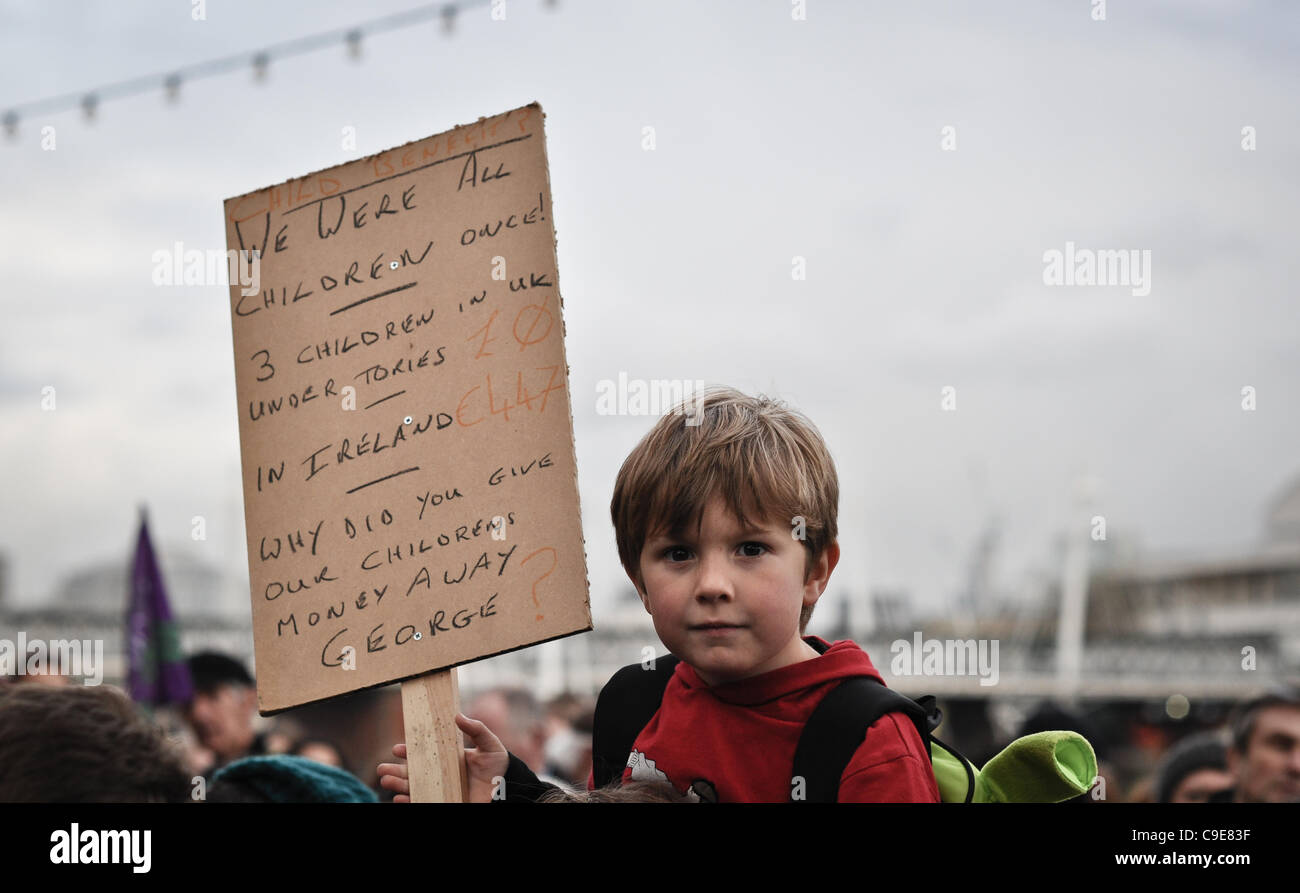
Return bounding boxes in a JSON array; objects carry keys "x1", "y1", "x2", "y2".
[{"x1": 2, "y1": 0, "x2": 558, "y2": 139}]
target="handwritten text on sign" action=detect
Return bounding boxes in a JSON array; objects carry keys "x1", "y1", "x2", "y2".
[{"x1": 224, "y1": 103, "x2": 591, "y2": 713}]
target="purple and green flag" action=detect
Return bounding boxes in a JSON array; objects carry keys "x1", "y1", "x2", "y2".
[{"x1": 126, "y1": 508, "x2": 193, "y2": 706}]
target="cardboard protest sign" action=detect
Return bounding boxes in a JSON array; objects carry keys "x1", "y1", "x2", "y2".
[{"x1": 223, "y1": 102, "x2": 591, "y2": 713}]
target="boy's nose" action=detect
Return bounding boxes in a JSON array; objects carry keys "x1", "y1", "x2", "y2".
[{"x1": 693, "y1": 551, "x2": 734, "y2": 602}]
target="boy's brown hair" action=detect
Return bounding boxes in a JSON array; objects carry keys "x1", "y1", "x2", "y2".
[{"x1": 610, "y1": 386, "x2": 839, "y2": 634}]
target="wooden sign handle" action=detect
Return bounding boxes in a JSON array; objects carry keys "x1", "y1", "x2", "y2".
[{"x1": 399, "y1": 668, "x2": 469, "y2": 802}]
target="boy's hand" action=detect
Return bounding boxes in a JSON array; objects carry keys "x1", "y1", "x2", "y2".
[
  {"x1": 377, "y1": 713, "x2": 510, "y2": 803},
  {"x1": 377, "y1": 744, "x2": 412, "y2": 803},
  {"x1": 457, "y1": 713, "x2": 510, "y2": 801}
]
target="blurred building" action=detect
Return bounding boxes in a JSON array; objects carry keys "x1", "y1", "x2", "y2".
[
  {"x1": 0, "y1": 545, "x2": 251, "y2": 685},
  {"x1": 1082, "y1": 473, "x2": 1300, "y2": 688},
  {"x1": 855, "y1": 473, "x2": 1300, "y2": 700}
]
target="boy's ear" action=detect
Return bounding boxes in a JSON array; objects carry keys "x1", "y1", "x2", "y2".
[
  {"x1": 625, "y1": 566, "x2": 652, "y2": 614},
  {"x1": 802, "y1": 541, "x2": 841, "y2": 607}
]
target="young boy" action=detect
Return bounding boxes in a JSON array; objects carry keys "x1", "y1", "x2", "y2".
[{"x1": 380, "y1": 387, "x2": 939, "y2": 803}]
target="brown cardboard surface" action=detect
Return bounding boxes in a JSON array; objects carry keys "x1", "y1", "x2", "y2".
[{"x1": 222, "y1": 102, "x2": 591, "y2": 714}]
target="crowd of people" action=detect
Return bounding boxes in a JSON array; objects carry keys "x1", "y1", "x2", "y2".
[
  {"x1": 0, "y1": 647, "x2": 1296, "y2": 803},
  {"x1": 2, "y1": 391, "x2": 1296, "y2": 804},
  {"x1": 0, "y1": 648, "x2": 599, "y2": 803}
]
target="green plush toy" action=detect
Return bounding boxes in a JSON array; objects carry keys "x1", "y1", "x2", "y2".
[{"x1": 930, "y1": 731, "x2": 1098, "y2": 803}]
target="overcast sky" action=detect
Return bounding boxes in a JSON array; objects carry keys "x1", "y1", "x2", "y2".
[{"x1": 1, "y1": 0, "x2": 1297, "y2": 631}]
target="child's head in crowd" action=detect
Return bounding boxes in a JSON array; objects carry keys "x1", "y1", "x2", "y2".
[{"x1": 610, "y1": 386, "x2": 840, "y2": 684}]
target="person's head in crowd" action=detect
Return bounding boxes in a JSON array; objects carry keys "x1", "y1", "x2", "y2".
[
  {"x1": 0, "y1": 684, "x2": 190, "y2": 802},
  {"x1": 1153, "y1": 730, "x2": 1234, "y2": 803},
  {"x1": 466, "y1": 687, "x2": 548, "y2": 774},
  {"x1": 291, "y1": 738, "x2": 349, "y2": 773},
  {"x1": 184, "y1": 651, "x2": 260, "y2": 766},
  {"x1": 538, "y1": 779, "x2": 693, "y2": 803},
  {"x1": 207, "y1": 755, "x2": 377, "y2": 803},
  {"x1": 1224, "y1": 681, "x2": 1300, "y2": 803}
]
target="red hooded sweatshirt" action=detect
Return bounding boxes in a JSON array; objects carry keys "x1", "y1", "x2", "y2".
[{"x1": 609, "y1": 636, "x2": 941, "y2": 803}]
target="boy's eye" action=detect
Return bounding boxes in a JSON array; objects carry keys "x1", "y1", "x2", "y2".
[{"x1": 662, "y1": 543, "x2": 767, "y2": 561}]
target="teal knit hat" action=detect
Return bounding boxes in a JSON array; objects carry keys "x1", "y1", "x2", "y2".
[{"x1": 211, "y1": 755, "x2": 378, "y2": 803}]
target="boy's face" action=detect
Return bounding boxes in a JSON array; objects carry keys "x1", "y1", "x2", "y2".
[{"x1": 634, "y1": 493, "x2": 838, "y2": 686}]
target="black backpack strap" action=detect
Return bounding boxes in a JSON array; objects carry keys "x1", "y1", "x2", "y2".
[
  {"x1": 791, "y1": 676, "x2": 939, "y2": 802},
  {"x1": 929, "y1": 734, "x2": 976, "y2": 803},
  {"x1": 591, "y1": 654, "x2": 681, "y2": 788}
]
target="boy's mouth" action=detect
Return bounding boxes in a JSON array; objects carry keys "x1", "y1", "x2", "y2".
[{"x1": 690, "y1": 622, "x2": 745, "y2": 630}]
